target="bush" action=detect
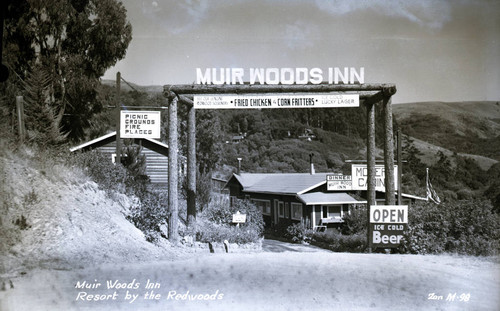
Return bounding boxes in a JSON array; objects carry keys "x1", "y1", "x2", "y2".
[
  {"x1": 68, "y1": 151, "x2": 128, "y2": 193},
  {"x1": 311, "y1": 230, "x2": 366, "y2": 252},
  {"x1": 194, "y1": 197, "x2": 264, "y2": 244},
  {"x1": 341, "y1": 204, "x2": 367, "y2": 235},
  {"x1": 285, "y1": 222, "x2": 313, "y2": 243},
  {"x1": 69, "y1": 150, "x2": 168, "y2": 243},
  {"x1": 400, "y1": 200, "x2": 500, "y2": 256},
  {"x1": 126, "y1": 191, "x2": 168, "y2": 242},
  {"x1": 195, "y1": 218, "x2": 261, "y2": 244},
  {"x1": 202, "y1": 196, "x2": 264, "y2": 232}
]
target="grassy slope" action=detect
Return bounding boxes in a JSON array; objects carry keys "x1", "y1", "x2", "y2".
[
  {"x1": 0, "y1": 146, "x2": 178, "y2": 276},
  {"x1": 393, "y1": 101, "x2": 500, "y2": 169}
]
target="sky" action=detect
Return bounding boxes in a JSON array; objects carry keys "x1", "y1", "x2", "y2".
[{"x1": 102, "y1": 0, "x2": 500, "y2": 104}]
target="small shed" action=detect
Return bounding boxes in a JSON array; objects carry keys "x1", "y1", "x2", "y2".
[{"x1": 70, "y1": 131, "x2": 184, "y2": 185}]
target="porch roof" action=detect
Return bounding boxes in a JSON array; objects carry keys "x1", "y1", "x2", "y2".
[
  {"x1": 297, "y1": 192, "x2": 362, "y2": 206},
  {"x1": 234, "y1": 173, "x2": 328, "y2": 195}
]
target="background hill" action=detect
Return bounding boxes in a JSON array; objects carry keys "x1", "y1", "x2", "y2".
[
  {"x1": 87, "y1": 83, "x2": 500, "y2": 208},
  {"x1": 392, "y1": 101, "x2": 499, "y2": 205},
  {"x1": 393, "y1": 101, "x2": 500, "y2": 163},
  {"x1": 100, "y1": 79, "x2": 163, "y2": 94}
]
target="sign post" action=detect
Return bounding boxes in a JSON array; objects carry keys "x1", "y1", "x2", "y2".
[{"x1": 369, "y1": 205, "x2": 408, "y2": 250}]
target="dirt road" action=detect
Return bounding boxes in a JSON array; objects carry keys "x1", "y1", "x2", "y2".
[
  {"x1": 262, "y1": 238, "x2": 331, "y2": 253},
  {"x1": 1, "y1": 248, "x2": 498, "y2": 311}
]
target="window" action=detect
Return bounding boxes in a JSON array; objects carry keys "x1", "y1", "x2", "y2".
[
  {"x1": 291, "y1": 203, "x2": 303, "y2": 220},
  {"x1": 285, "y1": 203, "x2": 289, "y2": 218},
  {"x1": 279, "y1": 202, "x2": 285, "y2": 218},
  {"x1": 251, "y1": 199, "x2": 271, "y2": 215},
  {"x1": 111, "y1": 153, "x2": 128, "y2": 165},
  {"x1": 324, "y1": 205, "x2": 341, "y2": 218}
]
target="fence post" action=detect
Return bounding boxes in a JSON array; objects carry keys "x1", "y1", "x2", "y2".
[{"x1": 16, "y1": 96, "x2": 25, "y2": 144}]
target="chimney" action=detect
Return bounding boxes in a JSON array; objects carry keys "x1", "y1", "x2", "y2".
[
  {"x1": 309, "y1": 153, "x2": 315, "y2": 175},
  {"x1": 237, "y1": 157, "x2": 242, "y2": 175}
]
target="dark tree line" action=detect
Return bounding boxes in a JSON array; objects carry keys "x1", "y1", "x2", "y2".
[{"x1": 1, "y1": 0, "x2": 132, "y2": 143}]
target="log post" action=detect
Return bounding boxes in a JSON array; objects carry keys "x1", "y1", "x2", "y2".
[
  {"x1": 187, "y1": 104, "x2": 197, "y2": 227},
  {"x1": 366, "y1": 101, "x2": 376, "y2": 252},
  {"x1": 383, "y1": 96, "x2": 395, "y2": 205},
  {"x1": 397, "y1": 128, "x2": 403, "y2": 205},
  {"x1": 168, "y1": 93, "x2": 179, "y2": 244}
]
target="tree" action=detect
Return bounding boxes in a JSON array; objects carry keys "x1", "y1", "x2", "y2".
[
  {"x1": 3, "y1": 0, "x2": 132, "y2": 142},
  {"x1": 196, "y1": 110, "x2": 224, "y2": 174}
]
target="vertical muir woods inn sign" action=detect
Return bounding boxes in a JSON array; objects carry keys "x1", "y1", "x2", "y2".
[{"x1": 163, "y1": 67, "x2": 398, "y2": 251}]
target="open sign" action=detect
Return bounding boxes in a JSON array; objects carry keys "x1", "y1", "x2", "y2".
[
  {"x1": 370, "y1": 205, "x2": 408, "y2": 248},
  {"x1": 370, "y1": 205, "x2": 407, "y2": 223}
]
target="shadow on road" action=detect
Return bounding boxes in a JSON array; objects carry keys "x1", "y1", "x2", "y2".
[{"x1": 262, "y1": 238, "x2": 331, "y2": 253}]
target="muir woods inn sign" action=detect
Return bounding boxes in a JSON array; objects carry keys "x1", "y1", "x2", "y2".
[
  {"x1": 196, "y1": 67, "x2": 365, "y2": 85},
  {"x1": 194, "y1": 67, "x2": 364, "y2": 109}
]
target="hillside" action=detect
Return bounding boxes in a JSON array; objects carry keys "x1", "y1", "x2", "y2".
[
  {"x1": 0, "y1": 146, "x2": 182, "y2": 276},
  {"x1": 92, "y1": 82, "x2": 499, "y2": 204},
  {"x1": 393, "y1": 101, "x2": 500, "y2": 161},
  {"x1": 409, "y1": 136, "x2": 498, "y2": 171},
  {"x1": 100, "y1": 79, "x2": 163, "y2": 94}
]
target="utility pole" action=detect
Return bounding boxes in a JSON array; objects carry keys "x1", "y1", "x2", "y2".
[{"x1": 115, "y1": 72, "x2": 122, "y2": 164}]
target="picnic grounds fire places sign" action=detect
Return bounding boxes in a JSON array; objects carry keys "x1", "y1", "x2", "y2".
[{"x1": 120, "y1": 111, "x2": 161, "y2": 139}]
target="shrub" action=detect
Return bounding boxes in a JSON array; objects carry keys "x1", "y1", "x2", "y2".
[
  {"x1": 194, "y1": 197, "x2": 264, "y2": 244},
  {"x1": 202, "y1": 196, "x2": 264, "y2": 233},
  {"x1": 400, "y1": 200, "x2": 500, "y2": 256},
  {"x1": 68, "y1": 151, "x2": 128, "y2": 193},
  {"x1": 269, "y1": 218, "x2": 295, "y2": 237},
  {"x1": 69, "y1": 150, "x2": 168, "y2": 243},
  {"x1": 311, "y1": 230, "x2": 366, "y2": 252},
  {"x1": 285, "y1": 222, "x2": 313, "y2": 243},
  {"x1": 341, "y1": 204, "x2": 367, "y2": 235},
  {"x1": 195, "y1": 218, "x2": 261, "y2": 244},
  {"x1": 126, "y1": 191, "x2": 168, "y2": 242}
]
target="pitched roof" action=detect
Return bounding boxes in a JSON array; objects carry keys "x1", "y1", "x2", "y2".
[
  {"x1": 233, "y1": 173, "x2": 328, "y2": 195},
  {"x1": 69, "y1": 131, "x2": 173, "y2": 158},
  {"x1": 230, "y1": 172, "x2": 427, "y2": 202},
  {"x1": 297, "y1": 192, "x2": 362, "y2": 205}
]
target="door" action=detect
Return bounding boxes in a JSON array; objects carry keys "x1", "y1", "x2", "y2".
[{"x1": 273, "y1": 200, "x2": 279, "y2": 225}]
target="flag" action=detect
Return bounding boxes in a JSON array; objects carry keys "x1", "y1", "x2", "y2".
[{"x1": 426, "y1": 168, "x2": 441, "y2": 204}]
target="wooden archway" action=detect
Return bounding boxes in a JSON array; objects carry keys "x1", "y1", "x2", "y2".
[{"x1": 163, "y1": 83, "x2": 397, "y2": 249}]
